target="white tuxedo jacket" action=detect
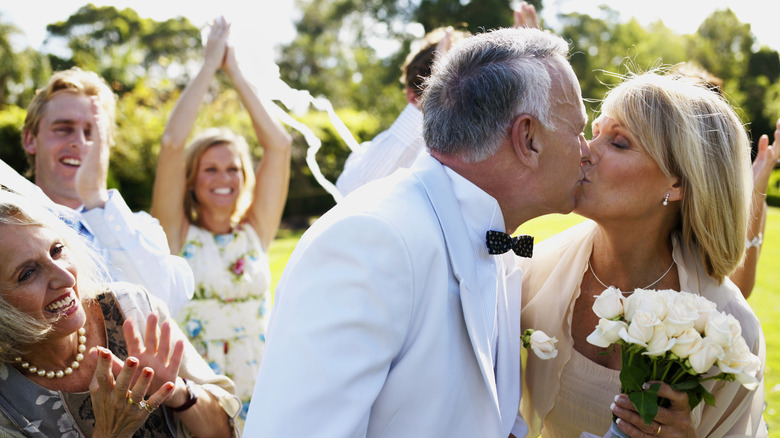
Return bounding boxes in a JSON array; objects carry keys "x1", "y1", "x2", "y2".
[{"x1": 243, "y1": 154, "x2": 523, "y2": 437}]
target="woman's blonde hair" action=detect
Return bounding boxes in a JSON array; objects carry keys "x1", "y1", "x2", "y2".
[
  {"x1": 0, "y1": 191, "x2": 106, "y2": 363},
  {"x1": 602, "y1": 71, "x2": 752, "y2": 281},
  {"x1": 183, "y1": 127, "x2": 256, "y2": 227}
]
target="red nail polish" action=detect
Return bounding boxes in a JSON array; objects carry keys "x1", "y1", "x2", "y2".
[{"x1": 142, "y1": 368, "x2": 153, "y2": 378}]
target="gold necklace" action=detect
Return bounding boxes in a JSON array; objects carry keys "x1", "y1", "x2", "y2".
[
  {"x1": 588, "y1": 259, "x2": 676, "y2": 292},
  {"x1": 14, "y1": 327, "x2": 87, "y2": 379}
]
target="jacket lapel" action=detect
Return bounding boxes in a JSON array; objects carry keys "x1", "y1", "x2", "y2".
[
  {"x1": 412, "y1": 154, "x2": 500, "y2": 411},
  {"x1": 495, "y1": 265, "x2": 522, "y2": 435}
]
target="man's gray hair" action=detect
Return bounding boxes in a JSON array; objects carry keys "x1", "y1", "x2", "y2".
[{"x1": 422, "y1": 27, "x2": 570, "y2": 162}]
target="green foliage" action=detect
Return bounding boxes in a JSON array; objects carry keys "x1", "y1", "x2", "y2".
[
  {"x1": 45, "y1": 4, "x2": 201, "y2": 94},
  {"x1": 748, "y1": 207, "x2": 780, "y2": 434},
  {"x1": 282, "y1": 107, "x2": 384, "y2": 219},
  {"x1": 110, "y1": 80, "x2": 175, "y2": 210},
  {"x1": 627, "y1": 382, "x2": 660, "y2": 426},
  {"x1": 0, "y1": 13, "x2": 52, "y2": 108},
  {"x1": 0, "y1": 105, "x2": 27, "y2": 174},
  {"x1": 768, "y1": 169, "x2": 780, "y2": 207},
  {"x1": 557, "y1": 11, "x2": 689, "y2": 129},
  {"x1": 415, "y1": 0, "x2": 521, "y2": 33}
]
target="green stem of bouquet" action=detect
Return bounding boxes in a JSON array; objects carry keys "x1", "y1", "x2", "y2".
[
  {"x1": 670, "y1": 368, "x2": 687, "y2": 385},
  {"x1": 659, "y1": 360, "x2": 673, "y2": 382}
]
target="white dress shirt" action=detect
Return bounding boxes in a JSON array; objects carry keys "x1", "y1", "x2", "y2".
[
  {"x1": 336, "y1": 103, "x2": 424, "y2": 196},
  {"x1": 443, "y1": 165, "x2": 511, "y2": 364},
  {"x1": 64, "y1": 190, "x2": 194, "y2": 315}
]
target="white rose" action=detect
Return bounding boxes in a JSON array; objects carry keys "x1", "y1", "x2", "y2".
[
  {"x1": 670, "y1": 327, "x2": 702, "y2": 358},
  {"x1": 643, "y1": 325, "x2": 675, "y2": 357},
  {"x1": 528, "y1": 330, "x2": 558, "y2": 360},
  {"x1": 688, "y1": 338, "x2": 726, "y2": 374},
  {"x1": 705, "y1": 312, "x2": 742, "y2": 347},
  {"x1": 662, "y1": 303, "x2": 699, "y2": 338},
  {"x1": 592, "y1": 286, "x2": 624, "y2": 320},
  {"x1": 734, "y1": 354, "x2": 761, "y2": 391},
  {"x1": 624, "y1": 290, "x2": 667, "y2": 322},
  {"x1": 692, "y1": 295, "x2": 718, "y2": 332},
  {"x1": 668, "y1": 290, "x2": 698, "y2": 312},
  {"x1": 657, "y1": 289, "x2": 681, "y2": 303},
  {"x1": 619, "y1": 310, "x2": 659, "y2": 347},
  {"x1": 718, "y1": 336, "x2": 754, "y2": 375},
  {"x1": 587, "y1": 319, "x2": 628, "y2": 348}
]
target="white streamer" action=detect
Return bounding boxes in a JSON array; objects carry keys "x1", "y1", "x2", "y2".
[{"x1": 251, "y1": 71, "x2": 359, "y2": 204}]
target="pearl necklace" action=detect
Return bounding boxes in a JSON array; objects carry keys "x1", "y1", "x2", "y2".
[
  {"x1": 588, "y1": 259, "x2": 676, "y2": 293},
  {"x1": 15, "y1": 327, "x2": 87, "y2": 379}
]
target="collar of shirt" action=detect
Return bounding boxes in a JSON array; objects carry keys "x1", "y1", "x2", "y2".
[
  {"x1": 390, "y1": 103, "x2": 424, "y2": 147},
  {"x1": 442, "y1": 165, "x2": 505, "y2": 249},
  {"x1": 442, "y1": 165, "x2": 505, "y2": 364}
]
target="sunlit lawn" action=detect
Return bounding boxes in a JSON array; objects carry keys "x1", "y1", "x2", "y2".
[{"x1": 269, "y1": 207, "x2": 780, "y2": 436}]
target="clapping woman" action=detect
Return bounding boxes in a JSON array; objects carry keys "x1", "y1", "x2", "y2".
[
  {"x1": 151, "y1": 16, "x2": 292, "y2": 422},
  {"x1": 517, "y1": 72, "x2": 767, "y2": 437},
  {"x1": 0, "y1": 191, "x2": 240, "y2": 437}
]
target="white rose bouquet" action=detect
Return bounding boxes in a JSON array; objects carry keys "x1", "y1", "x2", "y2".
[{"x1": 586, "y1": 287, "x2": 760, "y2": 433}]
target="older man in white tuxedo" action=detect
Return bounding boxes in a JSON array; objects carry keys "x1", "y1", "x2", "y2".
[{"x1": 244, "y1": 27, "x2": 588, "y2": 438}]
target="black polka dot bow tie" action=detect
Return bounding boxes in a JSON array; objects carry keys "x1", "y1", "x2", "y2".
[{"x1": 485, "y1": 230, "x2": 533, "y2": 258}]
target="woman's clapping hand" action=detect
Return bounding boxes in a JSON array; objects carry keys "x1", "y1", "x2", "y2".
[
  {"x1": 89, "y1": 347, "x2": 175, "y2": 438},
  {"x1": 122, "y1": 314, "x2": 185, "y2": 398}
]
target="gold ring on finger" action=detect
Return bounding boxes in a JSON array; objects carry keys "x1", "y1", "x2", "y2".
[
  {"x1": 127, "y1": 397, "x2": 139, "y2": 407},
  {"x1": 137, "y1": 399, "x2": 149, "y2": 411},
  {"x1": 144, "y1": 402, "x2": 157, "y2": 413}
]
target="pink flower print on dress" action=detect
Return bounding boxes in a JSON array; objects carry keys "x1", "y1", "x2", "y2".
[{"x1": 231, "y1": 257, "x2": 246, "y2": 276}]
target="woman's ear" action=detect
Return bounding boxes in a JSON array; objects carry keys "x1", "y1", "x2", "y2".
[
  {"x1": 511, "y1": 114, "x2": 539, "y2": 167},
  {"x1": 666, "y1": 177, "x2": 683, "y2": 202}
]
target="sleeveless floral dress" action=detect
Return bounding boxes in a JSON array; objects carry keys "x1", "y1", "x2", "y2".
[{"x1": 176, "y1": 223, "x2": 271, "y2": 425}]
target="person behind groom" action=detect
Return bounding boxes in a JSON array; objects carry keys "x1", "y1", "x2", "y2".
[{"x1": 243, "y1": 27, "x2": 588, "y2": 437}]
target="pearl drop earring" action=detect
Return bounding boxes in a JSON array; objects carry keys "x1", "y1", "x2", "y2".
[{"x1": 663, "y1": 193, "x2": 670, "y2": 206}]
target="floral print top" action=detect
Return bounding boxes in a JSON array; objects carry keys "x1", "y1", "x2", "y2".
[
  {"x1": 177, "y1": 223, "x2": 271, "y2": 425},
  {"x1": 0, "y1": 291, "x2": 171, "y2": 438}
]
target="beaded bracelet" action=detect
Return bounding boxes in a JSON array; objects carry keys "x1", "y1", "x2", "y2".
[{"x1": 746, "y1": 233, "x2": 763, "y2": 250}]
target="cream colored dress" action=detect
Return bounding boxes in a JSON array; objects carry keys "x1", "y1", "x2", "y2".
[
  {"x1": 518, "y1": 220, "x2": 767, "y2": 438},
  {"x1": 177, "y1": 223, "x2": 271, "y2": 425},
  {"x1": 543, "y1": 349, "x2": 619, "y2": 438}
]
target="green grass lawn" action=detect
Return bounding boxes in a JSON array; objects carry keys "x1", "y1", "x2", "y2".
[{"x1": 268, "y1": 207, "x2": 780, "y2": 436}]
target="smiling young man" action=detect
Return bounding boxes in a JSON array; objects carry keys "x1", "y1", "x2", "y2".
[{"x1": 19, "y1": 67, "x2": 193, "y2": 315}]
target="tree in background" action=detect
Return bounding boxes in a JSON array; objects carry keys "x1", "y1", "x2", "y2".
[{"x1": 44, "y1": 4, "x2": 202, "y2": 93}]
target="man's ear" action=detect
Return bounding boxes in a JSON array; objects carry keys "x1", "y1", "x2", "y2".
[
  {"x1": 511, "y1": 114, "x2": 539, "y2": 167},
  {"x1": 405, "y1": 87, "x2": 421, "y2": 108},
  {"x1": 22, "y1": 130, "x2": 37, "y2": 155}
]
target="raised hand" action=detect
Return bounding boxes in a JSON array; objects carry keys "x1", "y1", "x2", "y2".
[
  {"x1": 204, "y1": 15, "x2": 231, "y2": 72},
  {"x1": 75, "y1": 96, "x2": 110, "y2": 210},
  {"x1": 513, "y1": 1, "x2": 541, "y2": 30},
  {"x1": 90, "y1": 347, "x2": 175, "y2": 438},
  {"x1": 222, "y1": 43, "x2": 240, "y2": 79},
  {"x1": 121, "y1": 314, "x2": 185, "y2": 396},
  {"x1": 753, "y1": 118, "x2": 780, "y2": 196},
  {"x1": 434, "y1": 26, "x2": 455, "y2": 62}
]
